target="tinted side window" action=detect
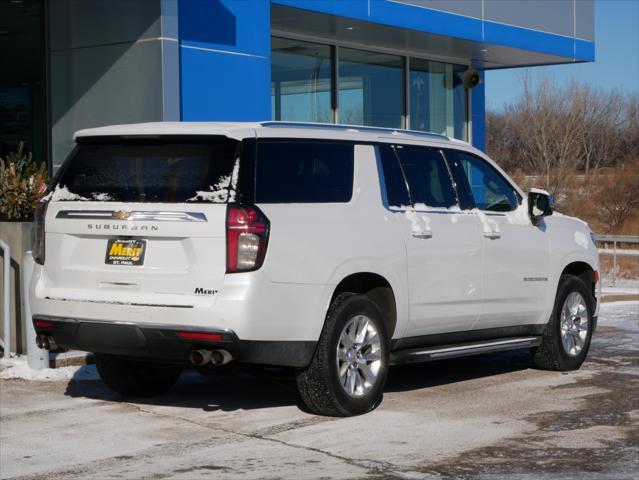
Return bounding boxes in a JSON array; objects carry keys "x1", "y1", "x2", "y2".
[
  {"x1": 395, "y1": 146, "x2": 457, "y2": 208},
  {"x1": 446, "y1": 150, "x2": 518, "y2": 212},
  {"x1": 255, "y1": 141, "x2": 354, "y2": 203},
  {"x1": 378, "y1": 144, "x2": 410, "y2": 207}
]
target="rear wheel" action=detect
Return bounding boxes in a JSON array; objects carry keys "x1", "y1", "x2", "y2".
[
  {"x1": 296, "y1": 293, "x2": 389, "y2": 416},
  {"x1": 532, "y1": 274, "x2": 594, "y2": 371},
  {"x1": 95, "y1": 354, "x2": 181, "y2": 397}
]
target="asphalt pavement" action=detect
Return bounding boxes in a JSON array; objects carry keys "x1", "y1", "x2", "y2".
[{"x1": 1, "y1": 301, "x2": 637, "y2": 480}]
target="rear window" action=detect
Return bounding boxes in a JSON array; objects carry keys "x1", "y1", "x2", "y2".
[
  {"x1": 51, "y1": 137, "x2": 240, "y2": 203},
  {"x1": 255, "y1": 141, "x2": 354, "y2": 203}
]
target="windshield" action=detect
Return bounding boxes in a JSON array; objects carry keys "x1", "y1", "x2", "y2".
[{"x1": 50, "y1": 137, "x2": 241, "y2": 203}]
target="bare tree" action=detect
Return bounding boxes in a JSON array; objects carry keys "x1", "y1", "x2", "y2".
[{"x1": 502, "y1": 75, "x2": 585, "y2": 197}]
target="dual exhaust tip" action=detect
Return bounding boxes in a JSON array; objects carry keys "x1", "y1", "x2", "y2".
[
  {"x1": 35, "y1": 334, "x2": 57, "y2": 351},
  {"x1": 189, "y1": 349, "x2": 233, "y2": 366}
]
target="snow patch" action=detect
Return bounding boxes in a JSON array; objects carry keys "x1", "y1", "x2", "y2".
[
  {"x1": 0, "y1": 355, "x2": 99, "y2": 382},
  {"x1": 574, "y1": 230, "x2": 589, "y2": 250},
  {"x1": 405, "y1": 209, "x2": 432, "y2": 235},
  {"x1": 505, "y1": 201, "x2": 531, "y2": 226},
  {"x1": 187, "y1": 158, "x2": 239, "y2": 203},
  {"x1": 473, "y1": 208, "x2": 499, "y2": 235},
  {"x1": 91, "y1": 192, "x2": 112, "y2": 201},
  {"x1": 41, "y1": 185, "x2": 89, "y2": 202},
  {"x1": 412, "y1": 203, "x2": 461, "y2": 213}
]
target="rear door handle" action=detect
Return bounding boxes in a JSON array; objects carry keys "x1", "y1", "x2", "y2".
[
  {"x1": 412, "y1": 230, "x2": 433, "y2": 239},
  {"x1": 483, "y1": 230, "x2": 501, "y2": 239}
]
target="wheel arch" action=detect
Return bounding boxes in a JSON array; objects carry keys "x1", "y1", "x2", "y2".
[
  {"x1": 329, "y1": 272, "x2": 398, "y2": 339},
  {"x1": 560, "y1": 260, "x2": 597, "y2": 304}
]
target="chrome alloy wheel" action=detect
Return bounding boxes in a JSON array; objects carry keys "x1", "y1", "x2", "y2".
[
  {"x1": 336, "y1": 315, "x2": 383, "y2": 397},
  {"x1": 560, "y1": 292, "x2": 589, "y2": 357}
]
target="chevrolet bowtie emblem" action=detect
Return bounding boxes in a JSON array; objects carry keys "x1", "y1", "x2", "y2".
[{"x1": 112, "y1": 211, "x2": 130, "y2": 220}]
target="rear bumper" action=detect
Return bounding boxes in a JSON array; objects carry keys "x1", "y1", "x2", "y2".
[{"x1": 33, "y1": 315, "x2": 316, "y2": 368}]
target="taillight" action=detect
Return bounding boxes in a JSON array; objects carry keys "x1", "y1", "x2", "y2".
[
  {"x1": 34, "y1": 202, "x2": 48, "y2": 265},
  {"x1": 226, "y1": 205, "x2": 270, "y2": 273}
]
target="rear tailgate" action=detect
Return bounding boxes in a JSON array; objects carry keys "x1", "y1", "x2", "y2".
[
  {"x1": 42, "y1": 202, "x2": 227, "y2": 307},
  {"x1": 38, "y1": 136, "x2": 243, "y2": 308}
]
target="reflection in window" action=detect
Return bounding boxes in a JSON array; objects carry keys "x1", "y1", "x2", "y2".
[
  {"x1": 395, "y1": 146, "x2": 457, "y2": 208},
  {"x1": 271, "y1": 38, "x2": 332, "y2": 123},
  {"x1": 448, "y1": 150, "x2": 518, "y2": 212},
  {"x1": 410, "y1": 59, "x2": 467, "y2": 140},
  {"x1": 338, "y1": 48, "x2": 403, "y2": 128}
]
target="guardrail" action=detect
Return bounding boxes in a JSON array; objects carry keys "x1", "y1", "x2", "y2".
[
  {"x1": 595, "y1": 234, "x2": 639, "y2": 245},
  {"x1": 594, "y1": 234, "x2": 639, "y2": 285}
]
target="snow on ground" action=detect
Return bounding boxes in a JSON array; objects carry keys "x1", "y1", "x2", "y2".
[
  {"x1": 0, "y1": 356, "x2": 98, "y2": 381},
  {"x1": 598, "y1": 300, "x2": 639, "y2": 332}
]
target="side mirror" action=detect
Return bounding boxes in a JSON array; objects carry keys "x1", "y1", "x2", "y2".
[{"x1": 528, "y1": 188, "x2": 553, "y2": 223}]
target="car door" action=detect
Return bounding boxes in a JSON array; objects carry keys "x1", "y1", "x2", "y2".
[
  {"x1": 378, "y1": 144, "x2": 483, "y2": 338},
  {"x1": 445, "y1": 149, "x2": 552, "y2": 329}
]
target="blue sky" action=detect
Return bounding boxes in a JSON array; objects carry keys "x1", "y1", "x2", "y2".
[{"x1": 485, "y1": 0, "x2": 639, "y2": 111}]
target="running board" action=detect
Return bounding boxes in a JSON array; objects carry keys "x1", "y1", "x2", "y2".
[{"x1": 389, "y1": 336, "x2": 541, "y2": 365}]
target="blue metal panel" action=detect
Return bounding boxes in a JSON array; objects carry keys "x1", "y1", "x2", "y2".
[
  {"x1": 178, "y1": 0, "x2": 271, "y2": 121},
  {"x1": 575, "y1": 40, "x2": 596, "y2": 63},
  {"x1": 180, "y1": 47, "x2": 271, "y2": 121},
  {"x1": 471, "y1": 73, "x2": 485, "y2": 152}
]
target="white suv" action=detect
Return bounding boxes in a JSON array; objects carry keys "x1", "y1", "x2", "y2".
[{"x1": 31, "y1": 122, "x2": 600, "y2": 416}]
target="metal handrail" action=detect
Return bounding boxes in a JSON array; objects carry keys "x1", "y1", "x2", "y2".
[
  {"x1": 594, "y1": 233, "x2": 638, "y2": 287},
  {"x1": 595, "y1": 234, "x2": 639, "y2": 244},
  {"x1": 0, "y1": 239, "x2": 10, "y2": 358}
]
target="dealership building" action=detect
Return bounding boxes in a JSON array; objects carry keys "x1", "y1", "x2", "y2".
[{"x1": 0, "y1": 0, "x2": 594, "y2": 172}]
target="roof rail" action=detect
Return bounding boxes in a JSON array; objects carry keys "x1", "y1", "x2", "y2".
[{"x1": 259, "y1": 121, "x2": 450, "y2": 142}]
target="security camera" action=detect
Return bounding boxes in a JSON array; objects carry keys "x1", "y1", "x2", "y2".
[{"x1": 462, "y1": 68, "x2": 481, "y2": 89}]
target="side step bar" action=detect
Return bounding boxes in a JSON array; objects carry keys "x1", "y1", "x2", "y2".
[{"x1": 390, "y1": 336, "x2": 541, "y2": 365}]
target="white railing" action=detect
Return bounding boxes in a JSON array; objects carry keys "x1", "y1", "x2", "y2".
[
  {"x1": 595, "y1": 234, "x2": 639, "y2": 286},
  {"x1": 0, "y1": 239, "x2": 10, "y2": 358}
]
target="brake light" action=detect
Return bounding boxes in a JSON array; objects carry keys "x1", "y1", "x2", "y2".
[
  {"x1": 34, "y1": 202, "x2": 48, "y2": 265},
  {"x1": 226, "y1": 205, "x2": 270, "y2": 273},
  {"x1": 594, "y1": 271, "x2": 599, "y2": 283},
  {"x1": 35, "y1": 320, "x2": 54, "y2": 329},
  {"x1": 178, "y1": 332, "x2": 222, "y2": 341}
]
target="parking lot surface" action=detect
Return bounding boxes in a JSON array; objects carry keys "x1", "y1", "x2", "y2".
[{"x1": 1, "y1": 300, "x2": 637, "y2": 480}]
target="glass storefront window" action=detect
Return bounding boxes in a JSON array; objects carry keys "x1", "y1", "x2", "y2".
[
  {"x1": 271, "y1": 38, "x2": 332, "y2": 123},
  {"x1": 338, "y1": 48, "x2": 403, "y2": 128},
  {"x1": 409, "y1": 58, "x2": 467, "y2": 140},
  {"x1": 270, "y1": 37, "x2": 470, "y2": 140}
]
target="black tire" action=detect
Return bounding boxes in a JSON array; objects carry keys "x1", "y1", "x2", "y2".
[
  {"x1": 296, "y1": 293, "x2": 390, "y2": 417},
  {"x1": 532, "y1": 274, "x2": 595, "y2": 371},
  {"x1": 95, "y1": 354, "x2": 182, "y2": 397}
]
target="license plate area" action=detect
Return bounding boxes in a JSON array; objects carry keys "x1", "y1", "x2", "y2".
[{"x1": 105, "y1": 238, "x2": 146, "y2": 266}]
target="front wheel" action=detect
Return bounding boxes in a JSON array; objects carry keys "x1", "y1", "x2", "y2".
[
  {"x1": 296, "y1": 293, "x2": 389, "y2": 416},
  {"x1": 532, "y1": 274, "x2": 595, "y2": 371}
]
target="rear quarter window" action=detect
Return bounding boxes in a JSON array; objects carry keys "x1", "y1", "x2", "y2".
[
  {"x1": 255, "y1": 141, "x2": 354, "y2": 203},
  {"x1": 51, "y1": 137, "x2": 240, "y2": 203}
]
